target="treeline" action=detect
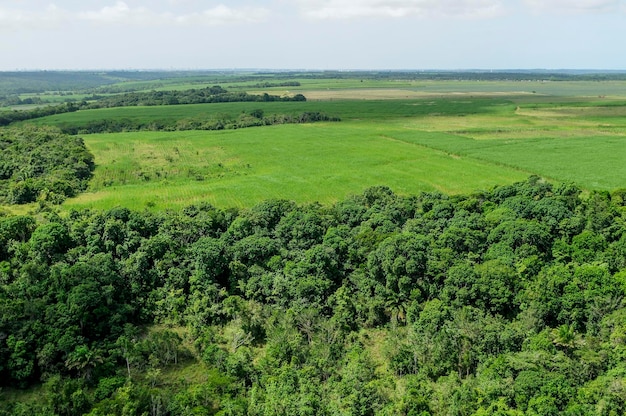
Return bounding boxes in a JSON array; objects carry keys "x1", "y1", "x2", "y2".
[
  {"x1": 83, "y1": 86, "x2": 306, "y2": 109},
  {"x1": 0, "y1": 126, "x2": 94, "y2": 205},
  {"x1": 0, "y1": 87, "x2": 306, "y2": 127},
  {"x1": 0, "y1": 102, "x2": 80, "y2": 127},
  {"x1": 57, "y1": 110, "x2": 340, "y2": 135},
  {"x1": 0, "y1": 95, "x2": 46, "y2": 107},
  {"x1": 290, "y1": 69, "x2": 626, "y2": 82},
  {"x1": 246, "y1": 81, "x2": 301, "y2": 88},
  {"x1": 3, "y1": 178, "x2": 626, "y2": 414}
]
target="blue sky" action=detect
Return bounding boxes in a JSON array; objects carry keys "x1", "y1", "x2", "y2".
[{"x1": 1, "y1": 0, "x2": 624, "y2": 70}]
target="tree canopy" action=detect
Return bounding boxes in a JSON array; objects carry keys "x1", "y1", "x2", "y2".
[
  {"x1": 0, "y1": 126, "x2": 94, "y2": 205},
  {"x1": 3, "y1": 178, "x2": 626, "y2": 414}
]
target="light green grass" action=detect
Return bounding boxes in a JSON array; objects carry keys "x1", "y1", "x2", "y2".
[
  {"x1": 51, "y1": 94, "x2": 626, "y2": 211},
  {"x1": 27, "y1": 96, "x2": 514, "y2": 129},
  {"x1": 64, "y1": 123, "x2": 529, "y2": 211},
  {"x1": 7, "y1": 83, "x2": 625, "y2": 212},
  {"x1": 392, "y1": 131, "x2": 626, "y2": 190}
]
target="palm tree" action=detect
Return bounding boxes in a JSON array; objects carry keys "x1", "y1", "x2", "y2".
[
  {"x1": 65, "y1": 345, "x2": 103, "y2": 381},
  {"x1": 384, "y1": 290, "x2": 408, "y2": 326},
  {"x1": 552, "y1": 323, "x2": 583, "y2": 352}
]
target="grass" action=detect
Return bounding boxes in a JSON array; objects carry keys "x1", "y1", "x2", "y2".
[
  {"x1": 383, "y1": 99, "x2": 626, "y2": 190},
  {"x1": 50, "y1": 93, "x2": 626, "y2": 211},
  {"x1": 26, "y1": 96, "x2": 513, "y2": 128},
  {"x1": 63, "y1": 123, "x2": 528, "y2": 211},
  {"x1": 87, "y1": 75, "x2": 626, "y2": 98},
  {"x1": 9, "y1": 79, "x2": 626, "y2": 212},
  {"x1": 392, "y1": 131, "x2": 626, "y2": 190}
]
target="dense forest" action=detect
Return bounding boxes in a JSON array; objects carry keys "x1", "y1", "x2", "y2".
[
  {"x1": 3, "y1": 177, "x2": 626, "y2": 414},
  {"x1": 0, "y1": 126, "x2": 94, "y2": 205},
  {"x1": 81, "y1": 86, "x2": 306, "y2": 109},
  {"x1": 55, "y1": 110, "x2": 338, "y2": 136}
]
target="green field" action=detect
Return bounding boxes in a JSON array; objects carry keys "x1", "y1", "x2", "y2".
[
  {"x1": 27, "y1": 96, "x2": 513, "y2": 127},
  {"x1": 83, "y1": 73, "x2": 626, "y2": 98},
  {"x1": 64, "y1": 125, "x2": 528, "y2": 211},
  {"x1": 11, "y1": 77, "x2": 626, "y2": 211}
]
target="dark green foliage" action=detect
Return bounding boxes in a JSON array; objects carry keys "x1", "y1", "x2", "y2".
[
  {"x1": 4, "y1": 177, "x2": 626, "y2": 414},
  {"x1": 0, "y1": 126, "x2": 94, "y2": 204},
  {"x1": 83, "y1": 86, "x2": 305, "y2": 108},
  {"x1": 0, "y1": 103, "x2": 79, "y2": 126},
  {"x1": 55, "y1": 110, "x2": 339, "y2": 135},
  {"x1": 1, "y1": 86, "x2": 332, "y2": 133},
  {"x1": 0, "y1": 215, "x2": 36, "y2": 260},
  {"x1": 246, "y1": 81, "x2": 302, "y2": 89}
]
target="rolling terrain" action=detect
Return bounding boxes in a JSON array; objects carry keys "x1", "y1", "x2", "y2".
[
  {"x1": 4, "y1": 70, "x2": 626, "y2": 415},
  {"x1": 16, "y1": 81, "x2": 626, "y2": 211}
]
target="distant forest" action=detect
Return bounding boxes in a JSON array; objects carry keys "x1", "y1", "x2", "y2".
[
  {"x1": 0, "y1": 71, "x2": 225, "y2": 95},
  {"x1": 81, "y1": 86, "x2": 306, "y2": 108},
  {"x1": 0, "y1": 87, "x2": 316, "y2": 133},
  {"x1": 2, "y1": 69, "x2": 626, "y2": 96}
]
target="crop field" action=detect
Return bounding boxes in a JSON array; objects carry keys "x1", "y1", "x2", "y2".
[
  {"x1": 64, "y1": 124, "x2": 529, "y2": 211},
  {"x1": 28, "y1": 96, "x2": 514, "y2": 128},
  {"x1": 8, "y1": 76, "x2": 626, "y2": 211},
  {"x1": 107, "y1": 76, "x2": 626, "y2": 98}
]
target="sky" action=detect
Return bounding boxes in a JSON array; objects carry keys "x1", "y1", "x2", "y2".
[{"x1": 0, "y1": 0, "x2": 625, "y2": 70}]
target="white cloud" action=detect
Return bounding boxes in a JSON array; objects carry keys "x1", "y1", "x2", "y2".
[
  {"x1": 0, "y1": 2, "x2": 269, "y2": 30},
  {"x1": 295, "y1": 0, "x2": 504, "y2": 19},
  {"x1": 0, "y1": 4, "x2": 70, "y2": 29},
  {"x1": 523, "y1": 0, "x2": 622, "y2": 13},
  {"x1": 78, "y1": 1, "x2": 159, "y2": 25},
  {"x1": 175, "y1": 5, "x2": 270, "y2": 25}
]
